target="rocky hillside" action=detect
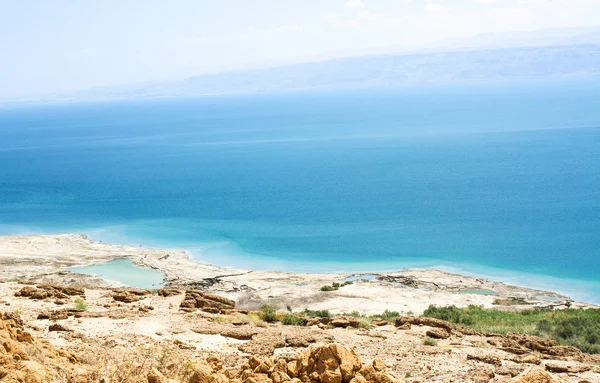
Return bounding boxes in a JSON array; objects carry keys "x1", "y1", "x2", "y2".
[{"x1": 1, "y1": 281, "x2": 599, "y2": 383}]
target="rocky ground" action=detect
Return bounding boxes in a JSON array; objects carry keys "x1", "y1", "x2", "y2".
[{"x1": 1, "y1": 281, "x2": 599, "y2": 383}]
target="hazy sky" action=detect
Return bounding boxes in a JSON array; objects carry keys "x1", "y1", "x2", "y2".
[{"x1": 1, "y1": 0, "x2": 599, "y2": 98}]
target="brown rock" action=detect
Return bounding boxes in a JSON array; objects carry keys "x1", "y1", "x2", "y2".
[
  {"x1": 497, "y1": 365, "x2": 526, "y2": 377},
  {"x1": 467, "y1": 354, "x2": 502, "y2": 366},
  {"x1": 331, "y1": 316, "x2": 361, "y2": 328},
  {"x1": 503, "y1": 333, "x2": 556, "y2": 354},
  {"x1": 370, "y1": 319, "x2": 389, "y2": 327},
  {"x1": 544, "y1": 363, "x2": 591, "y2": 373},
  {"x1": 189, "y1": 363, "x2": 213, "y2": 383},
  {"x1": 49, "y1": 323, "x2": 72, "y2": 332},
  {"x1": 148, "y1": 368, "x2": 166, "y2": 383},
  {"x1": 395, "y1": 316, "x2": 453, "y2": 332},
  {"x1": 220, "y1": 328, "x2": 258, "y2": 340},
  {"x1": 113, "y1": 292, "x2": 143, "y2": 303},
  {"x1": 157, "y1": 288, "x2": 181, "y2": 297},
  {"x1": 16, "y1": 330, "x2": 34, "y2": 343},
  {"x1": 180, "y1": 290, "x2": 235, "y2": 313},
  {"x1": 512, "y1": 354, "x2": 542, "y2": 365},
  {"x1": 426, "y1": 328, "x2": 450, "y2": 339},
  {"x1": 507, "y1": 367, "x2": 566, "y2": 383},
  {"x1": 466, "y1": 366, "x2": 495, "y2": 383}
]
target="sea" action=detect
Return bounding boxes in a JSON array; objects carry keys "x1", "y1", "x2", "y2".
[{"x1": 1, "y1": 77, "x2": 599, "y2": 303}]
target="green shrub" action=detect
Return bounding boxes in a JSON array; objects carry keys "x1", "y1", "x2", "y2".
[
  {"x1": 423, "y1": 337, "x2": 437, "y2": 346},
  {"x1": 320, "y1": 285, "x2": 336, "y2": 292},
  {"x1": 341, "y1": 281, "x2": 353, "y2": 287},
  {"x1": 281, "y1": 313, "x2": 305, "y2": 326},
  {"x1": 260, "y1": 305, "x2": 277, "y2": 322},
  {"x1": 358, "y1": 317, "x2": 372, "y2": 329},
  {"x1": 74, "y1": 297, "x2": 87, "y2": 311},
  {"x1": 422, "y1": 305, "x2": 600, "y2": 354},
  {"x1": 302, "y1": 309, "x2": 331, "y2": 318},
  {"x1": 378, "y1": 310, "x2": 401, "y2": 321}
]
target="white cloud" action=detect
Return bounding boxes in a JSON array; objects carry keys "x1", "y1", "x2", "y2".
[
  {"x1": 274, "y1": 25, "x2": 301, "y2": 33},
  {"x1": 475, "y1": 0, "x2": 501, "y2": 3},
  {"x1": 357, "y1": 10, "x2": 385, "y2": 21},
  {"x1": 344, "y1": 0, "x2": 364, "y2": 8},
  {"x1": 424, "y1": 3, "x2": 445, "y2": 12}
]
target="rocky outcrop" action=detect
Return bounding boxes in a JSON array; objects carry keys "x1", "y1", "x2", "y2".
[
  {"x1": 467, "y1": 354, "x2": 502, "y2": 366},
  {"x1": 394, "y1": 316, "x2": 453, "y2": 332},
  {"x1": 15, "y1": 284, "x2": 85, "y2": 300},
  {"x1": 157, "y1": 288, "x2": 181, "y2": 297},
  {"x1": 331, "y1": 316, "x2": 360, "y2": 328},
  {"x1": 189, "y1": 343, "x2": 401, "y2": 383},
  {"x1": 507, "y1": 367, "x2": 568, "y2": 383},
  {"x1": 426, "y1": 328, "x2": 450, "y2": 339},
  {"x1": 0, "y1": 315, "x2": 76, "y2": 383},
  {"x1": 112, "y1": 288, "x2": 152, "y2": 303},
  {"x1": 179, "y1": 290, "x2": 235, "y2": 313}
]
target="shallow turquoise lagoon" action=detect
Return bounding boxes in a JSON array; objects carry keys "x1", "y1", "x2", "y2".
[{"x1": 70, "y1": 259, "x2": 165, "y2": 289}]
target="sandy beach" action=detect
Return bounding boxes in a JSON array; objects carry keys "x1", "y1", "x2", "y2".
[{"x1": 0, "y1": 234, "x2": 594, "y2": 315}]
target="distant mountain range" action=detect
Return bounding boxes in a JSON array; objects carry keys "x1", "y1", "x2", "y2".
[
  {"x1": 8, "y1": 26, "x2": 600, "y2": 104},
  {"x1": 60, "y1": 44, "x2": 600, "y2": 102}
]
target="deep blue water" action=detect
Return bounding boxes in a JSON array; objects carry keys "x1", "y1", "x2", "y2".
[{"x1": 1, "y1": 78, "x2": 599, "y2": 302}]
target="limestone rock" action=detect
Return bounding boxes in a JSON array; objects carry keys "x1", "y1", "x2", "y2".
[
  {"x1": 467, "y1": 354, "x2": 502, "y2": 366},
  {"x1": 507, "y1": 367, "x2": 567, "y2": 383},
  {"x1": 331, "y1": 316, "x2": 361, "y2": 328},
  {"x1": 157, "y1": 288, "x2": 181, "y2": 297},
  {"x1": 426, "y1": 328, "x2": 450, "y2": 339},
  {"x1": 180, "y1": 290, "x2": 235, "y2": 313}
]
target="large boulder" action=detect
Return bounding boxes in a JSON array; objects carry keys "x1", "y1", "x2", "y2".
[
  {"x1": 507, "y1": 367, "x2": 568, "y2": 383},
  {"x1": 179, "y1": 291, "x2": 235, "y2": 313},
  {"x1": 15, "y1": 284, "x2": 85, "y2": 300}
]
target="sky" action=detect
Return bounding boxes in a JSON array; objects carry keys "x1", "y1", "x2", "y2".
[{"x1": 1, "y1": 0, "x2": 600, "y2": 99}]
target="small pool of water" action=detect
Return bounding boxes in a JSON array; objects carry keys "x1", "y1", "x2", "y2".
[
  {"x1": 343, "y1": 274, "x2": 378, "y2": 282},
  {"x1": 70, "y1": 258, "x2": 165, "y2": 289},
  {"x1": 535, "y1": 295, "x2": 562, "y2": 302},
  {"x1": 458, "y1": 289, "x2": 500, "y2": 296}
]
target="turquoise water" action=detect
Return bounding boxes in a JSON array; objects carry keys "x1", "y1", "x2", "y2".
[
  {"x1": 69, "y1": 259, "x2": 165, "y2": 289},
  {"x1": 0, "y1": 77, "x2": 599, "y2": 303},
  {"x1": 458, "y1": 289, "x2": 500, "y2": 296}
]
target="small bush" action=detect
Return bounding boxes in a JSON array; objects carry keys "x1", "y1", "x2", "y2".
[
  {"x1": 320, "y1": 285, "x2": 336, "y2": 292},
  {"x1": 74, "y1": 297, "x2": 87, "y2": 311},
  {"x1": 281, "y1": 313, "x2": 305, "y2": 326},
  {"x1": 358, "y1": 317, "x2": 372, "y2": 329},
  {"x1": 423, "y1": 337, "x2": 438, "y2": 346},
  {"x1": 378, "y1": 310, "x2": 401, "y2": 321},
  {"x1": 341, "y1": 281, "x2": 353, "y2": 287},
  {"x1": 260, "y1": 305, "x2": 277, "y2": 322},
  {"x1": 302, "y1": 309, "x2": 331, "y2": 318}
]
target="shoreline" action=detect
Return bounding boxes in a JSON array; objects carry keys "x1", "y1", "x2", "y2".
[{"x1": 1, "y1": 233, "x2": 597, "y2": 315}]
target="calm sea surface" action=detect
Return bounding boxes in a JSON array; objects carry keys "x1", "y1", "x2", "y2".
[{"x1": 1, "y1": 78, "x2": 599, "y2": 302}]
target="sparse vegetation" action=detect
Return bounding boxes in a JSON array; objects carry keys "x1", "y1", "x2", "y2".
[
  {"x1": 74, "y1": 297, "x2": 88, "y2": 311},
  {"x1": 492, "y1": 297, "x2": 532, "y2": 306},
  {"x1": 281, "y1": 313, "x2": 306, "y2": 326},
  {"x1": 423, "y1": 336, "x2": 438, "y2": 346},
  {"x1": 378, "y1": 310, "x2": 401, "y2": 321},
  {"x1": 302, "y1": 309, "x2": 332, "y2": 318},
  {"x1": 320, "y1": 285, "x2": 336, "y2": 292},
  {"x1": 422, "y1": 305, "x2": 600, "y2": 354},
  {"x1": 260, "y1": 304, "x2": 277, "y2": 322},
  {"x1": 320, "y1": 281, "x2": 353, "y2": 292}
]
